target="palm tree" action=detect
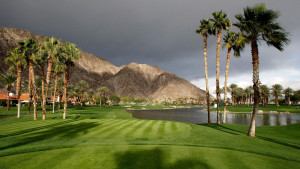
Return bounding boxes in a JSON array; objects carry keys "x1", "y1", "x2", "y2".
[
  {"x1": 33, "y1": 46, "x2": 48, "y2": 120},
  {"x1": 210, "y1": 11, "x2": 231, "y2": 124},
  {"x1": 222, "y1": 31, "x2": 244, "y2": 123},
  {"x1": 283, "y1": 87, "x2": 293, "y2": 106},
  {"x1": 21, "y1": 39, "x2": 39, "y2": 120},
  {"x1": 0, "y1": 72, "x2": 17, "y2": 111},
  {"x1": 58, "y1": 42, "x2": 81, "y2": 119},
  {"x1": 229, "y1": 84, "x2": 238, "y2": 106},
  {"x1": 196, "y1": 19, "x2": 216, "y2": 123},
  {"x1": 260, "y1": 85, "x2": 270, "y2": 107},
  {"x1": 98, "y1": 87, "x2": 109, "y2": 107},
  {"x1": 76, "y1": 80, "x2": 89, "y2": 107},
  {"x1": 244, "y1": 86, "x2": 253, "y2": 106},
  {"x1": 56, "y1": 78, "x2": 64, "y2": 109},
  {"x1": 85, "y1": 89, "x2": 95, "y2": 105},
  {"x1": 44, "y1": 37, "x2": 60, "y2": 107},
  {"x1": 52, "y1": 58, "x2": 65, "y2": 113},
  {"x1": 271, "y1": 84, "x2": 283, "y2": 106},
  {"x1": 234, "y1": 4, "x2": 289, "y2": 137},
  {"x1": 5, "y1": 47, "x2": 27, "y2": 118}
]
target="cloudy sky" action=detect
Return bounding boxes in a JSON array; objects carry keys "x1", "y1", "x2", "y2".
[{"x1": 1, "y1": 0, "x2": 300, "y2": 91}]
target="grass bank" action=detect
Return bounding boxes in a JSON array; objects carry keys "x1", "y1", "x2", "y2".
[
  {"x1": 211, "y1": 104, "x2": 300, "y2": 113},
  {"x1": 0, "y1": 105, "x2": 299, "y2": 168}
]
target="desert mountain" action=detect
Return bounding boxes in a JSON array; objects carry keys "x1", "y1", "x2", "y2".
[{"x1": 0, "y1": 27, "x2": 212, "y2": 102}]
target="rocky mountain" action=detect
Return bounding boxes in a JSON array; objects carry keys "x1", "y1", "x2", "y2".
[{"x1": 0, "y1": 27, "x2": 212, "y2": 102}]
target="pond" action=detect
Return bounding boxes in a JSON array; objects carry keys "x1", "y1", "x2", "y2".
[{"x1": 128, "y1": 107, "x2": 300, "y2": 126}]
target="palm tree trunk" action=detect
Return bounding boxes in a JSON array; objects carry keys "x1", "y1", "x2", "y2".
[
  {"x1": 16, "y1": 66, "x2": 22, "y2": 118},
  {"x1": 29, "y1": 60, "x2": 37, "y2": 120},
  {"x1": 53, "y1": 73, "x2": 58, "y2": 113},
  {"x1": 7, "y1": 90, "x2": 10, "y2": 111},
  {"x1": 45, "y1": 57, "x2": 54, "y2": 105},
  {"x1": 203, "y1": 34, "x2": 211, "y2": 123},
  {"x1": 248, "y1": 39, "x2": 259, "y2": 137},
  {"x1": 216, "y1": 30, "x2": 222, "y2": 124},
  {"x1": 41, "y1": 64, "x2": 46, "y2": 120},
  {"x1": 63, "y1": 64, "x2": 70, "y2": 119},
  {"x1": 223, "y1": 47, "x2": 232, "y2": 123},
  {"x1": 275, "y1": 93, "x2": 279, "y2": 106},
  {"x1": 100, "y1": 95, "x2": 102, "y2": 107},
  {"x1": 28, "y1": 67, "x2": 32, "y2": 114},
  {"x1": 288, "y1": 94, "x2": 291, "y2": 106}
]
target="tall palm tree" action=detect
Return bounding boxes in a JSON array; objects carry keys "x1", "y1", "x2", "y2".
[
  {"x1": 260, "y1": 85, "x2": 270, "y2": 107},
  {"x1": 33, "y1": 46, "x2": 48, "y2": 120},
  {"x1": 58, "y1": 42, "x2": 81, "y2": 119},
  {"x1": 21, "y1": 39, "x2": 39, "y2": 120},
  {"x1": 196, "y1": 19, "x2": 216, "y2": 123},
  {"x1": 244, "y1": 86, "x2": 253, "y2": 106},
  {"x1": 97, "y1": 87, "x2": 109, "y2": 107},
  {"x1": 76, "y1": 80, "x2": 89, "y2": 107},
  {"x1": 5, "y1": 47, "x2": 27, "y2": 117},
  {"x1": 0, "y1": 72, "x2": 17, "y2": 111},
  {"x1": 283, "y1": 87, "x2": 293, "y2": 106},
  {"x1": 44, "y1": 37, "x2": 60, "y2": 107},
  {"x1": 210, "y1": 11, "x2": 231, "y2": 124},
  {"x1": 52, "y1": 58, "x2": 65, "y2": 113},
  {"x1": 222, "y1": 31, "x2": 244, "y2": 123},
  {"x1": 234, "y1": 4, "x2": 289, "y2": 137},
  {"x1": 271, "y1": 84, "x2": 283, "y2": 106}
]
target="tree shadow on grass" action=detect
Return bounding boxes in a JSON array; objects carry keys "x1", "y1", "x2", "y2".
[
  {"x1": 0, "y1": 122, "x2": 100, "y2": 152},
  {"x1": 0, "y1": 120, "x2": 76, "y2": 138},
  {"x1": 114, "y1": 148, "x2": 212, "y2": 169},
  {"x1": 200, "y1": 123, "x2": 300, "y2": 149}
]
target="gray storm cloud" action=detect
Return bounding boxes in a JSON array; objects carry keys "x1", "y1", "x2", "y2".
[{"x1": 0, "y1": 0, "x2": 299, "y2": 85}]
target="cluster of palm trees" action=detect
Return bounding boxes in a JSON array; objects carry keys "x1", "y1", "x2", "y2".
[
  {"x1": 196, "y1": 3, "x2": 289, "y2": 137},
  {"x1": 4, "y1": 37, "x2": 80, "y2": 120},
  {"x1": 224, "y1": 84, "x2": 294, "y2": 107}
]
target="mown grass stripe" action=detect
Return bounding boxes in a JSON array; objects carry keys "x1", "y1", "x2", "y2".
[
  {"x1": 149, "y1": 120, "x2": 162, "y2": 136},
  {"x1": 103, "y1": 120, "x2": 138, "y2": 138},
  {"x1": 142, "y1": 120, "x2": 157, "y2": 137},
  {"x1": 130, "y1": 120, "x2": 154, "y2": 138},
  {"x1": 157, "y1": 121, "x2": 166, "y2": 136},
  {"x1": 171, "y1": 121, "x2": 178, "y2": 132},
  {"x1": 90, "y1": 120, "x2": 130, "y2": 137},
  {"x1": 123, "y1": 120, "x2": 146, "y2": 138}
]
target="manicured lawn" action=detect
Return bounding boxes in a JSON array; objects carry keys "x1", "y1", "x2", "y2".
[
  {"x1": 0, "y1": 105, "x2": 299, "y2": 168},
  {"x1": 212, "y1": 104, "x2": 300, "y2": 113}
]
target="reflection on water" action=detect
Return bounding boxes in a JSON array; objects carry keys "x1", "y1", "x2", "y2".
[{"x1": 129, "y1": 107, "x2": 300, "y2": 126}]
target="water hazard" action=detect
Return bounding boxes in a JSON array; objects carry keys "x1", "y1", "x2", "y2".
[{"x1": 128, "y1": 107, "x2": 300, "y2": 126}]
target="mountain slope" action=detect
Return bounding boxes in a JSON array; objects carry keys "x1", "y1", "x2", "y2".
[{"x1": 0, "y1": 27, "x2": 211, "y2": 102}]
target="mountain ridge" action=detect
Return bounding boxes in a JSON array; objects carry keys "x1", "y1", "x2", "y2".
[{"x1": 0, "y1": 27, "x2": 212, "y2": 102}]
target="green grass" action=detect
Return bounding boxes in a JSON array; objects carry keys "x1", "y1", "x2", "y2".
[
  {"x1": 211, "y1": 104, "x2": 300, "y2": 113},
  {"x1": 0, "y1": 105, "x2": 300, "y2": 169}
]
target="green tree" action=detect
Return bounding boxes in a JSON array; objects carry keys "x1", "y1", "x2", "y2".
[
  {"x1": 222, "y1": 31, "x2": 245, "y2": 123},
  {"x1": 52, "y1": 55, "x2": 65, "y2": 113},
  {"x1": 196, "y1": 19, "x2": 216, "y2": 123},
  {"x1": 97, "y1": 87, "x2": 109, "y2": 107},
  {"x1": 260, "y1": 85, "x2": 270, "y2": 107},
  {"x1": 21, "y1": 39, "x2": 39, "y2": 120},
  {"x1": 44, "y1": 37, "x2": 60, "y2": 102},
  {"x1": 33, "y1": 46, "x2": 48, "y2": 120},
  {"x1": 58, "y1": 42, "x2": 81, "y2": 119},
  {"x1": 210, "y1": 11, "x2": 231, "y2": 124},
  {"x1": 5, "y1": 47, "x2": 27, "y2": 118},
  {"x1": 283, "y1": 87, "x2": 293, "y2": 106},
  {"x1": 0, "y1": 72, "x2": 17, "y2": 111},
  {"x1": 229, "y1": 84, "x2": 238, "y2": 106},
  {"x1": 271, "y1": 84, "x2": 283, "y2": 106},
  {"x1": 234, "y1": 4, "x2": 289, "y2": 137}
]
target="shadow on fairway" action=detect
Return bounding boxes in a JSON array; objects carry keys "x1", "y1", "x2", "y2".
[
  {"x1": 0, "y1": 122, "x2": 100, "y2": 152},
  {"x1": 114, "y1": 148, "x2": 211, "y2": 169}
]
